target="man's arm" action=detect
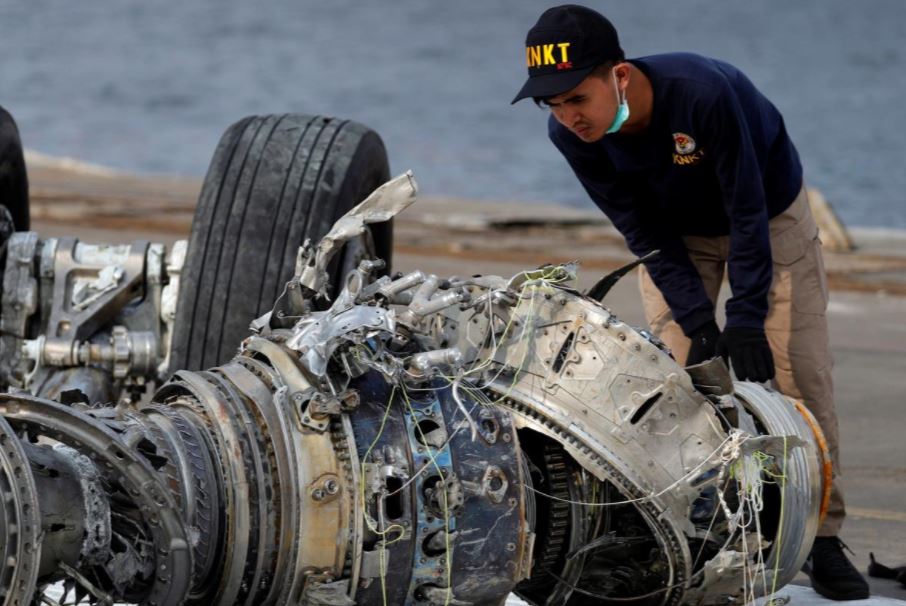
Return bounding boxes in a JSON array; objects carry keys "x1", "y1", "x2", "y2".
[
  {"x1": 549, "y1": 121, "x2": 715, "y2": 334},
  {"x1": 697, "y1": 81, "x2": 776, "y2": 381},
  {"x1": 700, "y1": 84, "x2": 773, "y2": 330}
]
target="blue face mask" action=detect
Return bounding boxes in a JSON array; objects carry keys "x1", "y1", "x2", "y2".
[{"x1": 606, "y1": 70, "x2": 630, "y2": 134}]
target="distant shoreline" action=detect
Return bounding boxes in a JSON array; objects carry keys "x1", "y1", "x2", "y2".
[{"x1": 23, "y1": 149, "x2": 906, "y2": 237}]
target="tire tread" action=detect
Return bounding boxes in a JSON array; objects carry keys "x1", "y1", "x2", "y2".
[{"x1": 169, "y1": 114, "x2": 390, "y2": 374}]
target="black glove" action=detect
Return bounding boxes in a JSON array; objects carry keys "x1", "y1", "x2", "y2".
[
  {"x1": 716, "y1": 327, "x2": 775, "y2": 383},
  {"x1": 685, "y1": 320, "x2": 721, "y2": 366}
]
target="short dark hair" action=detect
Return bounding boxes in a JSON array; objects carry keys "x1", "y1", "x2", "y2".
[{"x1": 591, "y1": 60, "x2": 621, "y2": 80}]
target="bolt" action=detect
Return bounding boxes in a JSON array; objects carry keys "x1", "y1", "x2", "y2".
[
  {"x1": 325, "y1": 479, "x2": 339, "y2": 495},
  {"x1": 506, "y1": 543, "x2": 516, "y2": 551},
  {"x1": 501, "y1": 433, "x2": 511, "y2": 442},
  {"x1": 312, "y1": 488, "x2": 325, "y2": 501}
]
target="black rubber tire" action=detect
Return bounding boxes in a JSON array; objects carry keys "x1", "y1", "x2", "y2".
[
  {"x1": 0, "y1": 105, "x2": 30, "y2": 231},
  {"x1": 169, "y1": 114, "x2": 392, "y2": 373}
]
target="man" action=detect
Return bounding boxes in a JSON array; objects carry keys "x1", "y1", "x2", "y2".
[{"x1": 512, "y1": 5, "x2": 869, "y2": 601}]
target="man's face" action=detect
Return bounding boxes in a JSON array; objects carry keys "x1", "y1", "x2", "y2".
[{"x1": 544, "y1": 72, "x2": 619, "y2": 143}]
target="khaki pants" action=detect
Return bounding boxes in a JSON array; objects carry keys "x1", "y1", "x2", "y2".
[{"x1": 638, "y1": 186, "x2": 844, "y2": 536}]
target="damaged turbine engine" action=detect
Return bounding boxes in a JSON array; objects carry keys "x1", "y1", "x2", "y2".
[{"x1": 0, "y1": 121, "x2": 830, "y2": 606}]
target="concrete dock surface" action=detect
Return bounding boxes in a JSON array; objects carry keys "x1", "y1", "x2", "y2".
[{"x1": 25, "y1": 161, "x2": 906, "y2": 602}]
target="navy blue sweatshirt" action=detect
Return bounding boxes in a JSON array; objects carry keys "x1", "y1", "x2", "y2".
[{"x1": 549, "y1": 52, "x2": 802, "y2": 334}]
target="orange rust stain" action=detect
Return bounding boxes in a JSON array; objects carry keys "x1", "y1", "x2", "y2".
[{"x1": 792, "y1": 399, "x2": 834, "y2": 525}]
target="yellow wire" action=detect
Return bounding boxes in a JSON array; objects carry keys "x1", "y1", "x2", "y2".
[
  {"x1": 357, "y1": 383, "x2": 405, "y2": 606},
  {"x1": 768, "y1": 437, "x2": 788, "y2": 599},
  {"x1": 357, "y1": 264, "x2": 577, "y2": 604},
  {"x1": 481, "y1": 283, "x2": 541, "y2": 405}
]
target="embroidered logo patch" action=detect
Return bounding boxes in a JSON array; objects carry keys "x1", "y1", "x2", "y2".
[
  {"x1": 526, "y1": 42, "x2": 571, "y2": 69},
  {"x1": 673, "y1": 132, "x2": 696, "y2": 155}
]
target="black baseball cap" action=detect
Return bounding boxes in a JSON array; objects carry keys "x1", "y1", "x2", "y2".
[{"x1": 512, "y1": 5, "x2": 624, "y2": 104}]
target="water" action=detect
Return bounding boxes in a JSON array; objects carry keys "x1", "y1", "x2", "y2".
[{"x1": 1, "y1": 1, "x2": 904, "y2": 228}]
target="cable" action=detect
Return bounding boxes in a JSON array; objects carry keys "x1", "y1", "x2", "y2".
[
  {"x1": 547, "y1": 569, "x2": 685, "y2": 603},
  {"x1": 525, "y1": 431, "x2": 749, "y2": 508},
  {"x1": 357, "y1": 383, "x2": 405, "y2": 606}
]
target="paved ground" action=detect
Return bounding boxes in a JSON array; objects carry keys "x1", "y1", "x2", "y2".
[
  {"x1": 508, "y1": 584, "x2": 906, "y2": 605},
  {"x1": 31, "y1": 202, "x2": 906, "y2": 602}
]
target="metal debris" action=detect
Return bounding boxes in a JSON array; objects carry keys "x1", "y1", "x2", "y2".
[{"x1": 0, "y1": 172, "x2": 826, "y2": 606}]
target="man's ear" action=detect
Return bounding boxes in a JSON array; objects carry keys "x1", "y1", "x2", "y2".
[{"x1": 613, "y1": 62, "x2": 631, "y2": 92}]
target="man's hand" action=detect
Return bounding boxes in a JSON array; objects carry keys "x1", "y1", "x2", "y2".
[
  {"x1": 685, "y1": 320, "x2": 721, "y2": 366},
  {"x1": 717, "y1": 327, "x2": 775, "y2": 382}
]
